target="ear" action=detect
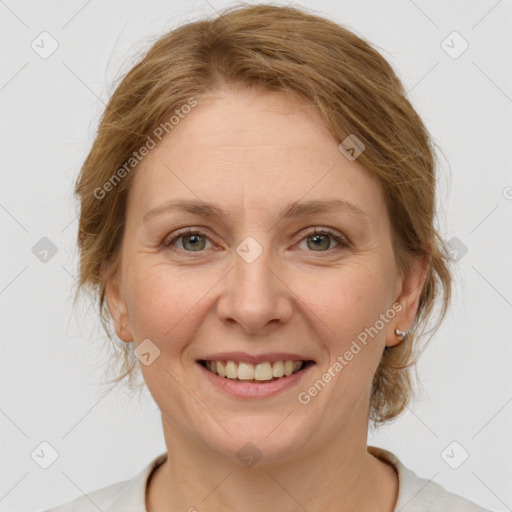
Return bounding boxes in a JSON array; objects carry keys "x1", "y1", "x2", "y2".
[
  {"x1": 102, "y1": 261, "x2": 134, "y2": 343},
  {"x1": 387, "y1": 253, "x2": 430, "y2": 348}
]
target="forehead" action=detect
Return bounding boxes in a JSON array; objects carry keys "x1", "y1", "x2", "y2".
[
  {"x1": 143, "y1": 88, "x2": 341, "y2": 165},
  {"x1": 128, "y1": 88, "x2": 386, "y2": 223}
]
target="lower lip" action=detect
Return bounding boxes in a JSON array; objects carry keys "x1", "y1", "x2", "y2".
[{"x1": 196, "y1": 361, "x2": 315, "y2": 399}]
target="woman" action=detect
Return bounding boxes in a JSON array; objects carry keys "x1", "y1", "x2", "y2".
[{"x1": 45, "y1": 4, "x2": 492, "y2": 511}]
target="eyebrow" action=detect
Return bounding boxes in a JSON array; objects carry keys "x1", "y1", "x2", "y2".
[{"x1": 143, "y1": 198, "x2": 369, "y2": 225}]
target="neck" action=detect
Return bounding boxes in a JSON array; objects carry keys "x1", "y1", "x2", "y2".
[{"x1": 146, "y1": 414, "x2": 398, "y2": 512}]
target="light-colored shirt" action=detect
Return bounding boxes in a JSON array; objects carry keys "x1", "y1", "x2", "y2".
[{"x1": 43, "y1": 446, "x2": 493, "y2": 511}]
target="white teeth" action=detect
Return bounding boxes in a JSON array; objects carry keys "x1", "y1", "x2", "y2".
[
  {"x1": 237, "y1": 362, "x2": 254, "y2": 380},
  {"x1": 203, "y1": 359, "x2": 306, "y2": 381},
  {"x1": 217, "y1": 360, "x2": 226, "y2": 378},
  {"x1": 254, "y1": 362, "x2": 273, "y2": 380},
  {"x1": 272, "y1": 361, "x2": 284, "y2": 377},
  {"x1": 225, "y1": 360, "x2": 238, "y2": 379}
]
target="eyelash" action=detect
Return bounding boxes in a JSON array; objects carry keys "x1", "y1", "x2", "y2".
[{"x1": 162, "y1": 227, "x2": 350, "y2": 255}]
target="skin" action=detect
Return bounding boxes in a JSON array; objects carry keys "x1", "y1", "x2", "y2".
[{"x1": 105, "y1": 86, "x2": 428, "y2": 511}]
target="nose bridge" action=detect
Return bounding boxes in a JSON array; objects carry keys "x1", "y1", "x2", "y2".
[
  {"x1": 232, "y1": 233, "x2": 277, "y2": 307},
  {"x1": 217, "y1": 233, "x2": 291, "y2": 333}
]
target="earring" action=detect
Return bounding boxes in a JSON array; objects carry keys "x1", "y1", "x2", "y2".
[
  {"x1": 395, "y1": 328, "x2": 408, "y2": 338},
  {"x1": 384, "y1": 328, "x2": 410, "y2": 353}
]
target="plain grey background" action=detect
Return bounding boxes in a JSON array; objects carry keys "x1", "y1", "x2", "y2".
[{"x1": 1, "y1": 1, "x2": 511, "y2": 511}]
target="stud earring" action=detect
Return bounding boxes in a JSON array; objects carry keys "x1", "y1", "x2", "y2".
[
  {"x1": 384, "y1": 329, "x2": 409, "y2": 353},
  {"x1": 384, "y1": 328, "x2": 410, "y2": 353},
  {"x1": 395, "y1": 328, "x2": 408, "y2": 338}
]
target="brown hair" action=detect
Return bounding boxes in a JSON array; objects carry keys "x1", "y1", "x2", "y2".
[{"x1": 73, "y1": 3, "x2": 452, "y2": 426}]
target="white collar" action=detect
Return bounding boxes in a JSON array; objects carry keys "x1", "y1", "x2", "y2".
[{"x1": 88, "y1": 446, "x2": 488, "y2": 511}]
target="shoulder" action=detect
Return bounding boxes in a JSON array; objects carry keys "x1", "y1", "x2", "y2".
[
  {"x1": 42, "y1": 453, "x2": 168, "y2": 512},
  {"x1": 42, "y1": 479, "x2": 133, "y2": 512},
  {"x1": 368, "y1": 446, "x2": 493, "y2": 512}
]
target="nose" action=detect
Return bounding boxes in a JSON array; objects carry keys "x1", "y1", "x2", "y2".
[{"x1": 216, "y1": 241, "x2": 293, "y2": 335}]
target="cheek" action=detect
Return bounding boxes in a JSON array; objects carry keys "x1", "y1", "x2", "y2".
[
  {"x1": 301, "y1": 260, "x2": 391, "y2": 339},
  {"x1": 295, "y1": 259, "x2": 394, "y2": 391},
  {"x1": 123, "y1": 261, "x2": 216, "y2": 346},
  {"x1": 122, "y1": 244, "x2": 395, "y2": 360}
]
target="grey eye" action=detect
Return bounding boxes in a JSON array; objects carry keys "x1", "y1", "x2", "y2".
[
  {"x1": 165, "y1": 230, "x2": 212, "y2": 252},
  {"x1": 306, "y1": 233, "x2": 333, "y2": 251},
  {"x1": 180, "y1": 233, "x2": 207, "y2": 251}
]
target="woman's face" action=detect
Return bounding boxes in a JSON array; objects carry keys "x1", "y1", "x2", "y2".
[{"x1": 107, "y1": 87, "x2": 424, "y2": 463}]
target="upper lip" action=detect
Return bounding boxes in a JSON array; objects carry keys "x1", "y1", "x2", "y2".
[{"x1": 198, "y1": 352, "x2": 315, "y2": 365}]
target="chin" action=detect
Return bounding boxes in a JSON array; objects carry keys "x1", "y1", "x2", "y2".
[{"x1": 192, "y1": 413, "x2": 319, "y2": 467}]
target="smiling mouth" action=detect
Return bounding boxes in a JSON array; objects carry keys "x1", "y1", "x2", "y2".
[{"x1": 198, "y1": 359, "x2": 315, "y2": 382}]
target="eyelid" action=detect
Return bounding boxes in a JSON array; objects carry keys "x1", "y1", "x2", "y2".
[
  {"x1": 162, "y1": 227, "x2": 214, "y2": 248},
  {"x1": 298, "y1": 226, "x2": 351, "y2": 251},
  {"x1": 162, "y1": 226, "x2": 351, "y2": 252}
]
